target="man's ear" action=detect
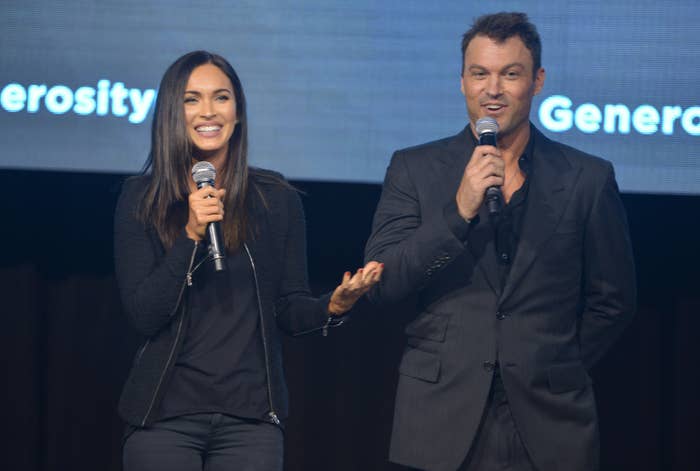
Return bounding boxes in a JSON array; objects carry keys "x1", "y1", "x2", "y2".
[{"x1": 533, "y1": 67, "x2": 545, "y2": 96}]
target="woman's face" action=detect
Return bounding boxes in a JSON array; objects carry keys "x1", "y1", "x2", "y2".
[{"x1": 183, "y1": 63, "x2": 238, "y2": 167}]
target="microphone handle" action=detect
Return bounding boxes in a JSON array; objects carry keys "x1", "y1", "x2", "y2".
[
  {"x1": 207, "y1": 221, "x2": 226, "y2": 272},
  {"x1": 478, "y1": 132, "x2": 502, "y2": 217},
  {"x1": 485, "y1": 186, "x2": 502, "y2": 216},
  {"x1": 197, "y1": 181, "x2": 227, "y2": 272},
  {"x1": 478, "y1": 132, "x2": 497, "y2": 147}
]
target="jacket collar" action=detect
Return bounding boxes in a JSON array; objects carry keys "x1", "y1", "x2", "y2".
[
  {"x1": 434, "y1": 124, "x2": 579, "y2": 302},
  {"x1": 500, "y1": 127, "x2": 579, "y2": 303}
]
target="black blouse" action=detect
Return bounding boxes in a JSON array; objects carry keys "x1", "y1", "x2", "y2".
[{"x1": 158, "y1": 246, "x2": 268, "y2": 421}]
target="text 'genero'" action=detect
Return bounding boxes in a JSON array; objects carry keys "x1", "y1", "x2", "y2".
[{"x1": 539, "y1": 95, "x2": 700, "y2": 136}]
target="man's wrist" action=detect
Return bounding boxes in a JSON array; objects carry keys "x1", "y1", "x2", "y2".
[{"x1": 444, "y1": 200, "x2": 478, "y2": 241}]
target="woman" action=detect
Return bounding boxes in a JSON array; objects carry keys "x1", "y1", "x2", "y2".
[{"x1": 114, "y1": 50, "x2": 382, "y2": 470}]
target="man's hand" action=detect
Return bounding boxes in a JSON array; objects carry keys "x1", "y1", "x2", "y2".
[{"x1": 455, "y1": 145, "x2": 504, "y2": 220}]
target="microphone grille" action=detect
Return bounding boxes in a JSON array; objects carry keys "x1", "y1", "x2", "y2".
[
  {"x1": 191, "y1": 161, "x2": 216, "y2": 185},
  {"x1": 475, "y1": 117, "x2": 499, "y2": 136}
]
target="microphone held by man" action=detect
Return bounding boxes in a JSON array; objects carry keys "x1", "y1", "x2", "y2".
[
  {"x1": 476, "y1": 116, "x2": 503, "y2": 217},
  {"x1": 454, "y1": 117, "x2": 506, "y2": 224}
]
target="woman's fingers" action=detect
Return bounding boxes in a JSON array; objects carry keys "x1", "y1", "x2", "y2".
[
  {"x1": 342, "y1": 262, "x2": 384, "y2": 292},
  {"x1": 185, "y1": 188, "x2": 226, "y2": 240},
  {"x1": 356, "y1": 262, "x2": 384, "y2": 285},
  {"x1": 192, "y1": 186, "x2": 226, "y2": 199},
  {"x1": 328, "y1": 262, "x2": 384, "y2": 315}
]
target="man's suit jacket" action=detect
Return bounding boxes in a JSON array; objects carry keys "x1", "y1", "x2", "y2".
[{"x1": 364, "y1": 125, "x2": 636, "y2": 471}]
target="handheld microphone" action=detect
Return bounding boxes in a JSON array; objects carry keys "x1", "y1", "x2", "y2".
[
  {"x1": 475, "y1": 117, "x2": 502, "y2": 217},
  {"x1": 191, "y1": 161, "x2": 226, "y2": 272}
]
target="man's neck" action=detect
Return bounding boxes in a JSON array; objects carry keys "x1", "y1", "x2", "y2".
[{"x1": 498, "y1": 125, "x2": 531, "y2": 167}]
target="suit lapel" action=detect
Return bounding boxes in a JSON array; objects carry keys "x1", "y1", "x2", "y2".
[
  {"x1": 470, "y1": 203, "x2": 503, "y2": 297},
  {"x1": 438, "y1": 126, "x2": 471, "y2": 189},
  {"x1": 499, "y1": 128, "x2": 579, "y2": 304}
]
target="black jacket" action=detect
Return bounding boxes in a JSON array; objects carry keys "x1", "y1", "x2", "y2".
[
  {"x1": 114, "y1": 169, "x2": 333, "y2": 428},
  {"x1": 365, "y1": 125, "x2": 636, "y2": 471}
]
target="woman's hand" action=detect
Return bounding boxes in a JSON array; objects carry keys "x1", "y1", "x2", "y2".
[
  {"x1": 185, "y1": 186, "x2": 226, "y2": 241},
  {"x1": 327, "y1": 261, "x2": 384, "y2": 315}
]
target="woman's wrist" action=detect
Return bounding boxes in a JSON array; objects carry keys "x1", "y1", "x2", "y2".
[
  {"x1": 185, "y1": 225, "x2": 202, "y2": 241},
  {"x1": 327, "y1": 297, "x2": 349, "y2": 316}
]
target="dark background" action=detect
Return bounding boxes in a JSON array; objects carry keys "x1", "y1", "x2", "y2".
[{"x1": 1, "y1": 169, "x2": 698, "y2": 470}]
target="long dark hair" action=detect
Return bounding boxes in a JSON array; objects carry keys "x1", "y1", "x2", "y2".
[{"x1": 139, "y1": 50, "x2": 250, "y2": 250}]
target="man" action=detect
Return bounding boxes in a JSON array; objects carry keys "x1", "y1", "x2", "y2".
[{"x1": 364, "y1": 12, "x2": 636, "y2": 471}]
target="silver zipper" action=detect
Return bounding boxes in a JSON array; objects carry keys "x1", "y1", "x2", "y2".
[
  {"x1": 133, "y1": 339, "x2": 150, "y2": 366},
  {"x1": 243, "y1": 243, "x2": 280, "y2": 426},
  {"x1": 291, "y1": 313, "x2": 342, "y2": 337},
  {"x1": 140, "y1": 241, "x2": 199, "y2": 427}
]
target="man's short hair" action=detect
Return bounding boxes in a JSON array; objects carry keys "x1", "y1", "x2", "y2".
[{"x1": 461, "y1": 12, "x2": 542, "y2": 76}]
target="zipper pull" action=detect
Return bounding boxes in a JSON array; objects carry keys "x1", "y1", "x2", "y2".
[
  {"x1": 322, "y1": 316, "x2": 333, "y2": 337},
  {"x1": 268, "y1": 411, "x2": 281, "y2": 425},
  {"x1": 186, "y1": 241, "x2": 198, "y2": 287}
]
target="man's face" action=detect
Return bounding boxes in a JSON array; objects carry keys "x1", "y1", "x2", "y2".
[{"x1": 461, "y1": 35, "x2": 544, "y2": 141}]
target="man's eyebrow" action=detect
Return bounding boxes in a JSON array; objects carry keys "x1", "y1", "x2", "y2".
[
  {"x1": 502, "y1": 62, "x2": 526, "y2": 70},
  {"x1": 467, "y1": 62, "x2": 526, "y2": 71}
]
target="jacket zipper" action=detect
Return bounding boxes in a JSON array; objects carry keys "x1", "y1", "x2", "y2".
[
  {"x1": 292, "y1": 314, "x2": 338, "y2": 337},
  {"x1": 139, "y1": 241, "x2": 199, "y2": 427},
  {"x1": 244, "y1": 243, "x2": 280, "y2": 426},
  {"x1": 133, "y1": 339, "x2": 150, "y2": 366}
]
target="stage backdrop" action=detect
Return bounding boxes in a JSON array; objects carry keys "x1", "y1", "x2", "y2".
[{"x1": 1, "y1": 0, "x2": 699, "y2": 194}]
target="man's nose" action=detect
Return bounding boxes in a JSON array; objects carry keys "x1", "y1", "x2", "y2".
[{"x1": 485, "y1": 76, "x2": 503, "y2": 96}]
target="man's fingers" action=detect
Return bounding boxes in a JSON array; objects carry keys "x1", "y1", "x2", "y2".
[{"x1": 469, "y1": 156, "x2": 504, "y2": 178}]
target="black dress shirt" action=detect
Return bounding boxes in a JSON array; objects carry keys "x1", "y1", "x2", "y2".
[{"x1": 493, "y1": 143, "x2": 533, "y2": 290}]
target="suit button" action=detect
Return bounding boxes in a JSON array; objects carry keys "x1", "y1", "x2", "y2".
[
  {"x1": 482, "y1": 361, "x2": 495, "y2": 372},
  {"x1": 496, "y1": 311, "x2": 507, "y2": 320}
]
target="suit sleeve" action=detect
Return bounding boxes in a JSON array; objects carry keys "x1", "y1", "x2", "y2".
[
  {"x1": 579, "y1": 164, "x2": 637, "y2": 368},
  {"x1": 273, "y1": 188, "x2": 334, "y2": 335},
  {"x1": 364, "y1": 151, "x2": 474, "y2": 305},
  {"x1": 114, "y1": 177, "x2": 199, "y2": 337}
]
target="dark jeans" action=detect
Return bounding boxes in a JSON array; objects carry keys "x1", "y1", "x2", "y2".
[
  {"x1": 458, "y1": 371, "x2": 537, "y2": 471},
  {"x1": 123, "y1": 413, "x2": 283, "y2": 471}
]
